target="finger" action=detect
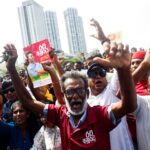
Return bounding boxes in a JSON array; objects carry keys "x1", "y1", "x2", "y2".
[
  {"x1": 110, "y1": 42, "x2": 117, "y2": 56},
  {"x1": 124, "y1": 44, "x2": 129, "y2": 52},
  {"x1": 3, "y1": 44, "x2": 10, "y2": 50},
  {"x1": 90, "y1": 18, "x2": 95, "y2": 22},
  {"x1": 90, "y1": 18, "x2": 99, "y2": 27},
  {"x1": 90, "y1": 18, "x2": 96, "y2": 25},
  {"x1": 4, "y1": 44, "x2": 13, "y2": 51},
  {"x1": 10, "y1": 44, "x2": 16, "y2": 50},
  {"x1": 7, "y1": 44, "x2": 12, "y2": 50},
  {"x1": 4, "y1": 44, "x2": 14, "y2": 55},
  {"x1": 93, "y1": 57, "x2": 112, "y2": 68},
  {"x1": 103, "y1": 42, "x2": 110, "y2": 54},
  {"x1": 116, "y1": 43, "x2": 123, "y2": 57},
  {"x1": 41, "y1": 63, "x2": 47, "y2": 69}
]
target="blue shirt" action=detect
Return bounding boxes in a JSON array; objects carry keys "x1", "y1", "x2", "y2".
[
  {"x1": 0, "y1": 121, "x2": 32, "y2": 150},
  {"x1": 2, "y1": 100, "x2": 13, "y2": 122},
  {"x1": 27, "y1": 62, "x2": 43, "y2": 78}
]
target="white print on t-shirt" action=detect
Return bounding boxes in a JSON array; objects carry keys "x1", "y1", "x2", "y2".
[{"x1": 82, "y1": 130, "x2": 96, "y2": 144}]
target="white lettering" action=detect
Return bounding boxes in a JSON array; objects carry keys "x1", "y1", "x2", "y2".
[
  {"x1": 82, "y1": 130, "x2": 96, "y2": 144},
  {"x1": 36, "y1": 43, "x2": 49, "y2": 56}
]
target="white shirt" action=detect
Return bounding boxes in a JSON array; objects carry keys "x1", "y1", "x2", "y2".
[
  {"x1": 135, "y1": 95, "x2": 150, "y2": 150},
  {"x1": 87, "y1": 71, "x2": 134, "y2": 150},
  {"x1": 30, "y1": 126, "x2": 61, "y2": 150}
]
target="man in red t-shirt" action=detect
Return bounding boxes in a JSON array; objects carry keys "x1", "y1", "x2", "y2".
[
  {"x1": 131, "y1": 51, "x2": 148, "y2": 95},
  {"x1": 5, "y1": 43, "x2": 137, "y2": 150}
]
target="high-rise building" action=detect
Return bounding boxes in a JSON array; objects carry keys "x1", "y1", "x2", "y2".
[
  {"x1": 18, "y1": 0, "x2": 48, "y2": 47},
  {"x1": 45, "y1": 11, "x2": 62, "y2": 51},
  {"x1": 64, "y1": 8, "x2": 87, "y2": 54}
]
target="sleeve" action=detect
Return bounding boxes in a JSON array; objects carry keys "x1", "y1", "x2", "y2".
[
  {"x1": 43, "y1": 104, "x2": 63, "y2": 126},
  {"x1": 94, "y1": 105, "x2": 119, "y2": 132},
  {"x1": 109, "y1": 70, "x2": 120, "y2": 94},
  {"x1": 135, "y1": 95, "x2": 150, "y2": 116},
  {"x1": 108, "y1": 105, "x2": 121, "y2": 125}
]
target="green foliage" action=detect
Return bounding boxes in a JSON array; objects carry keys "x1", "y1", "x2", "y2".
[{"x1": 64, "y1": 57, "x2": 80, "y2": 63}]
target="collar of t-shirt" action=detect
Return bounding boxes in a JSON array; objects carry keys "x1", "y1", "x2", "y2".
[{"x1": 67, "y1": 109, "x2": 87, "y2": 129}]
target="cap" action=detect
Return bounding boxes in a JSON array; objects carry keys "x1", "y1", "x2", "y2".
[
  {"x1": 132, "y1": 51, "x2": 146, "y2": 59},
  {"x1": 1, "y1": 80, "x2": 14, "y2": 94},
  {"x1": 87, "y1": 63, "x2": 106, "y2": 78}
]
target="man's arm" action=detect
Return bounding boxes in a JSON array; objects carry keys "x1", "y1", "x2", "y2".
[
  {"x1": 49, "y1": 51, "x2": 64, "y2": 77},
  {"x1": 93, "y1": 43, "x2": 137, "y2": 119},
  {"x1": 42, "y1": 62, "x2": 64, "y2": 105},
  {"x1": 132, "y1": 49, "x2": 150, "y2": 83},
  {"x1": 91, "y1": 18, "x2": 150, "y2": 84},
  {"x1": 4, "y1": 44, "x2": 45, "y2": 114},
  {"x1": 90, "y1": 18, "x2": 110, "y2": 44}
]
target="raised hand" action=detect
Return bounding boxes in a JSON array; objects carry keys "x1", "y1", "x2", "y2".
[
  {"x1": 90, "y1": 18, "x2": 107, "y2": 42},
  {"x1": 143, "y1": 48, "x2": 150, "y2": 67},
  {"x1": 93, "y1": 42, "x2": 131, "y2": 69},
  {"x1": 3, "y1": 44, "x2": 18, "y2": 68},
  {"x1": 42, "y1": 61, "x2": 54, "y2": 72}
]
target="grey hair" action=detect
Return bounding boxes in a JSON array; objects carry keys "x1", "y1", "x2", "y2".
[
  {"x1": 61, "y1": 70, "x2": 88, "y2": 91},
  {"x1": 11, "y1": 100, "x2": 26, "y2": 112}
]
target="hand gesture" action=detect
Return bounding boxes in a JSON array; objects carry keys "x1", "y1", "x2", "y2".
[
  {"x1": 42, "y1": 61, "x2": 54, "y2": 72},
  {"x1": 24, "y1": 59, "x2": 29, "y2": 69},
  {"x1": 93, "y1": 42, "x2": 131, "y2": 69},
  {"x1": 90, "y1": 18, "x2": 107, "y2": 41},
  {"x1": 49, "y1": 48, "x2": 56, "y2": 63},
  {"x1": 57, "y1": 56, "x2": 65, "y2": 64},
  {"x1": 3, "y1": 44, "x2": 18, "y2": 68}
]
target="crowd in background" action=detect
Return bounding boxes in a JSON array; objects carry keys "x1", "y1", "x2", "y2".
[{"x1": 0, "y1": 19, "x2": 150, "y2": 150}]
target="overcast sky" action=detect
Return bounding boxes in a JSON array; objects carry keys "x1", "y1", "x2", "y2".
[{"x1": 0, "y1": 0, "x2": 150, "y2": 63}]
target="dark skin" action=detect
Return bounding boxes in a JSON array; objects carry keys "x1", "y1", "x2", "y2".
[
  {"x1": 64, "y1": 78, "x2": 88, "y2": 124},
  {"x1": 11, "y1": 104, "x2": 29, "y2": 138},
  {"x1": 4, "y1": 43, "x2": 136, "y2": 122},
  {"x1": 88, "y1": 73, "x2": 107, "y2": 96},
  {"x1": 42, "y1": 62, "x2": 64, "y2": 104}
]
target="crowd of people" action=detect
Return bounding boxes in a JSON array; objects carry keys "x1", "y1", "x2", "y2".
[{"x1": 0, "y1": 18, "x2": 150, "y2": 150}]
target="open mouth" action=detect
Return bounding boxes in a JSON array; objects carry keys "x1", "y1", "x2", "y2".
[
  {"x1": 95, "y1": 80, "x2": 102, "y2": 85},
  {"x1": 71, "y1": 101, "x2": 82, "y2": 111}
]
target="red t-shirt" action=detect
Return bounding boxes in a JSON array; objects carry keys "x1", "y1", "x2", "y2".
[
  {"x1": 47, "y1": 104, "x2": 116, "y2": 150},
  {"x1": 136, "y1": 79, "x2": 148, "y2": 96}
]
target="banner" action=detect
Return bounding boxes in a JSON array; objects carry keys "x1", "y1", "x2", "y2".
[
  {"x1": 23, "y1": 39, "x2": 52, "y2": 88},
  {"x1": 23, "y1": 39, "x2": 53, "y2": 63}
]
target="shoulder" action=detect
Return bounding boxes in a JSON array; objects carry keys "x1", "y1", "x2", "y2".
[
  {"x1": 88, "y1": 105, "x2": 109, "y2": 116},
  {"x1": 137, "y1": 95, "x2": 150, "y2": 106},
  {"x1": 47, "y1": 104, "x2": 68, "y2": 116}
]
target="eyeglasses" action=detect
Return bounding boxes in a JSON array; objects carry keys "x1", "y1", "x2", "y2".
[
  {"x1": 64, "y1": 87, "x2": 86, "y2": 98},
  {"x1": 88, "y1": 68, "x2": 106, "y2": 78},
  {"x1": 3, "y1": 88, "x2": 15, "y2": 94}
]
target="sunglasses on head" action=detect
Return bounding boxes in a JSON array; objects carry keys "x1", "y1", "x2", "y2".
[
  {"x1": 88, "y1": 68, "x2": 106, "y2": 78},
  {"x1": 3, "y1": 88, "x2": 15, "y2": 94}
]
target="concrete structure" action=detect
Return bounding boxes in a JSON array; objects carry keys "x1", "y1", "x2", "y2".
[
  {"x1": 64, "y1": 8, "x2": 87, "y2": 54},
  {"x1": 45, "y1": 11, "x2": 62, "y2": 51},
  {"x1": 18, "y1": 0, "x2": 48, "y2": 47}
]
